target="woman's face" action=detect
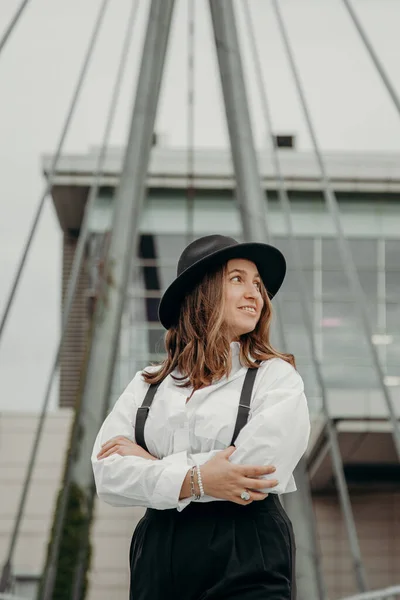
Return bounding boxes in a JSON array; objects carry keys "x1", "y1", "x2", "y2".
[{"x1": 223, "y1": 258, "x2": 264, "y2": 341}]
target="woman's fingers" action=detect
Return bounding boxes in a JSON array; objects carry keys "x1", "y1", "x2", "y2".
[
  {"x1": 98, "y1": 444, "x2": 121, "y2": 459},
  {"x1": 97, "y1": 437, "x2": 158, "y2": 460},
  {"x1": 248, "y1": 491, "x2": 269, "y2": 501},
  {"x1": 97, "y1": 444, "x2": 116, "y2": 458},
  {"x1": 240, "y1": 464, "x2": 276, "y2": 478},
  {"x1": 100, "y1": 435, "x2": 132, "y2": 449},
  {"x1": 218, "y1": 446, "x2": 236, "y2": 457},
  {"x1": 97, "y1": 437, "x2": 131, "y2": 458},
  {"x1": 98, "y1": 442, "x2": 135, "y2": 459},
  {"x1": 242, "y1": 477, "x2": 279, "y2": 490}
]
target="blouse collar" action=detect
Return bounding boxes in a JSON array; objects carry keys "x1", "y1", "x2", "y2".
[
  {"x1": 230, "y1": 340, "x2": 241, "y2": 357},
  {"x1": 170, "y1": 341, "x2": 245, "y2": 393},
  {"x1": 230, "y1": 341, "x2": 243, "y2": 374}
]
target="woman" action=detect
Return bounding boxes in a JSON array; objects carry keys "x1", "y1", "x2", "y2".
[{"x1": 92, "y1": 234, "x2": 310, "y2": 600}]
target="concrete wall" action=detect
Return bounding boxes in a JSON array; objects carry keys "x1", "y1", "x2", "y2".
[
  {"x1": 1, "y1": 411, "x2": 399, "y2": 599},
  {"x1": 0, "y1": 411, "x2": 73, "y2": 586},
  {"x1": 314, "y1": 491, "x2": 400, "y2": 598},
  {"x1": 0, "y1": 411, "x2": 144, "y2": 600}
]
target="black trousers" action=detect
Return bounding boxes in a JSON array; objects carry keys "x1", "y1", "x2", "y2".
[{"x1": 129, "y1": 494, "x2": 296, "y2": 600}]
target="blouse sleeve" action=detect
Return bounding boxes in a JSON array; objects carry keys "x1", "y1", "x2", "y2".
[
  {"x1": 91, "y1": 372, "x2": 191, "y2": 511},
  {"x1": 189, "y1": 359, "x2": 311, "y2": 496}
]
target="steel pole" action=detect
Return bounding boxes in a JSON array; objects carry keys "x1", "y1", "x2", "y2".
[
  {"x1": 208, "y1": 2, "x2": 325, "y2": 597},
  {"x1": 38, "y1": 1, "x2": 175, "y2": 599},
  {"x1": 240, "y1": 0, "x2": 369, "y2": 594},
  {"x1": 0, "y1": 0, "x2": 138, "y2": 585},
  {"x1": 209, "y1": 0, "x2": 266, "y2": 243}
]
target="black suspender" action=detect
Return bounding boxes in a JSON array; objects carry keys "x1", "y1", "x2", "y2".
[
  {"x1": 134, "y1": 381, "x2": 162, "y2": 453},
  {"x1": 229, "y1": 364, "x2": 260, "y2": 446},
  {"x1": 134, "y1": 363, "x2": 260, "y2": 452}
]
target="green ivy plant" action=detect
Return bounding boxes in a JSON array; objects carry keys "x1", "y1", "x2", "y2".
[{"x1": 38, "y1": 482, "x2": 92, "y2": 600}]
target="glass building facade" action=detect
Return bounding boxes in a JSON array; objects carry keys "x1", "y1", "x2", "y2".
[{"x1": 88, "y1": 190, "x2": 400, "y2": 416}]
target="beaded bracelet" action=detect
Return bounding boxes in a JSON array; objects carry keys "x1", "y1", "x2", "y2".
[
  {"x1": 195, "y1": 464, "x2": 205, "y2": 498},
  {"x1": 190, "y1": 466, "x2": 201, "y2": 500}
]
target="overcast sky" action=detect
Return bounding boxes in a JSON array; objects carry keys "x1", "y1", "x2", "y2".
[{"x1": 1, "y1": 0, "x2": 400, "y2": 412}]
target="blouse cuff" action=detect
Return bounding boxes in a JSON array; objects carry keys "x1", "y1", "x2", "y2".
[
  {"x1": 152, "y1": 451, "x2": 192, "y2": 510},
  {"x1": 188, "y1": 449, "x2": 221, "y2": 466}
]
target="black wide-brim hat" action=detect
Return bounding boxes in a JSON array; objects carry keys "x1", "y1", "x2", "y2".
[{"x1": 158, "y1": 234, "x2": 286, "y2": 330}]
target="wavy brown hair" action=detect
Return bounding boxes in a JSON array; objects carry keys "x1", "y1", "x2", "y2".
[{"x1": 142, "y1": 262, "x2": 295, "y2": 389}]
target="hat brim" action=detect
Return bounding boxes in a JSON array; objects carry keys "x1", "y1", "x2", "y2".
[{"x1": 158, "y1": 242, "x2": 286, "y2": 329}]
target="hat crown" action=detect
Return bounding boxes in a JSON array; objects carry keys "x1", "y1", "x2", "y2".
[
  {"x1": 158, "y1": 234, "x2": 286, "y2": 329},
  {"x1": 177, "y1": 235, "x2": 238, "y2": 276}
]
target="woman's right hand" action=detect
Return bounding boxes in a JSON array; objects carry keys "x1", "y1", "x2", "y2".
[{"x1": 200, "y1": 446, "x2": 279, "y2": 505}]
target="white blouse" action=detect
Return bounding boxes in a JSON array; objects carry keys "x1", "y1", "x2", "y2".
[{"x1": 91, "y1": 342, "x2": 310, "y2": 512}]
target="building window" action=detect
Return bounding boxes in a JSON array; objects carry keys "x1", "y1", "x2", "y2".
[{"x1": 99, "y1": 189, "x2": 400, "y2": 407}]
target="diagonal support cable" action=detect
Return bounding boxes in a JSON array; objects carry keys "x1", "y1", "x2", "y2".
[
  {"x1": 38, "y1": 1, "x2": 175, "y2": 598},
  {"x1": 271, "y1": 0, "x2": 400, "y2": 463},
  {"x1": 0, "y1": 0, "x2": 110, "y2": 346},
  {"x1": 0, "y1": 0, "x2": 140, "y2": 592},
  {"x1": 207, "y1": 6, "x2": 326, "y2": 594},
  {"x1": 208, "y1": 10, "x2": 328, "y2": 596},
  {"x1": 342, "y1": 0, "x2": 400, "y2": 117},
  {"x1": 0, "y1": 0, "x2": 31, "y2": 57},
  {"x1": 241, "y1": 0, "x2": 367, "y2": 593},
  {"x1": 66, "y1": 5, "x2": 142, "y2": 600}
]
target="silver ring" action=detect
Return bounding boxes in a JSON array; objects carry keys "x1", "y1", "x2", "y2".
[{"x1": 240, "y1": 490, "x2": 251, "y2": 501}]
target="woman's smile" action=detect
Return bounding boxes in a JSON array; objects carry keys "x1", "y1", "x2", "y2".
[{"x1": 238, "y1": 305, "x2": 257, "y2": 315}]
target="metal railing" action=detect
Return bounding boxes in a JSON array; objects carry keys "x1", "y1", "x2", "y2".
[
  {"x1": 0, "y1": 593, "x2": 29, "y2": 600},
  {"x1": 339, "y1": 585, "x2": 400, "y2": 600}
]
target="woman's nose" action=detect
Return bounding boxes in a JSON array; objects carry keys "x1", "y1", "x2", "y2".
[{"x1": 244, "y1": 285, "x2": 256, "y2": 298}]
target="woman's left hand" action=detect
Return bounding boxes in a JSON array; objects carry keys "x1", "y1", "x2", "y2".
[{"x1": 97, "y1": 436, "x2": 158, "y2": 461}]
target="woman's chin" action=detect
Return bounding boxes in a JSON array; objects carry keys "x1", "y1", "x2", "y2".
[{"x1": 233, "y1": 324, "x2": 256, "y2": 337}]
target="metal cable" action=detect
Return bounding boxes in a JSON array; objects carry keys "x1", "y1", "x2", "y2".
[
  {"x1": 0, "y1": 0, "x2": 31, "y2": 57},
  {"x1": 68, "y1": 5, "x2": 141, "y2": 599},
  {"x1": 39, "y1": 1, "x2": 141, "y2": 597},
  {"x1": 186, "y1": 0, "x2": 195, "y2": 245},
  {"x1": 342, "y1": 0, "x2": 400, "y2": 117},
  {"x1": 42, "y1": 0, "x2": 175, "y2": 596},
  {"x1": 241, "y1": 0, "x2": 361, "y2": 593},
  {"x1": 0, "y1": 0, "x2": 110, "y2": 346},
  {"x1": 0, "y1": 0, "x2": 139, "y2": 592},
  {"x1": 209, "y1": 2, "x2": 324, "y2": 594},
  {"x1": 271, "y1": 0, "x2": 400, "y2": 462}
]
